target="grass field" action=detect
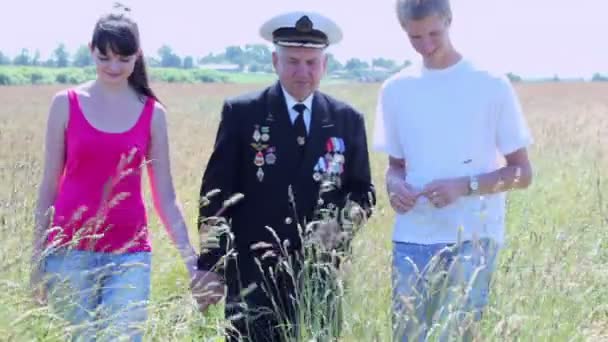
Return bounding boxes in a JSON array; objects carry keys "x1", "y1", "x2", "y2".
[{"x1": 0, "y1": 82, "x2": 606, "y2": 341}]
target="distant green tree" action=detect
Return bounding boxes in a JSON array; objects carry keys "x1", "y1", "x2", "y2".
[
  {"x1": 345, "y1": 58, "x2": 369, "y2": 71},
  {"x1": 326, "y1": 53, "x2": 343, "y2": 74},
  {"x1": 53, "y1": 44, "x2": 70, "y2": 68},
  {"x1": 243, "y1": 44, "x2": 271, "y2": 64},
  {"x1": 31, "y1": 50, "x2": 42, "y2": 66},
  {"x1": 199, "y1": 52, "x2": 224, "y2": 64},
  {"x1": 73, "y1": 45, "x2": 93, "y2": 67},
  {"x1": 146, "y1": 56, "x2": 160, "y2": 67},
  {"x1": 0, "y1": 51, "x2": 11, "y2": 65},
  {"x1": 157, "y1": 45, "x2": 182, "y2": 68},
  {"x1": 183, "y1": 56, "x2": 194, "y2": 69},
  {"x1": 372, "y1": 57, "x2": 397, "y2": 70},
  {"x1": 249, "y1": 63, "x2": 262, "y2": 73},
  {"x1": 13, "y1": 48, "x2": 31, "y2": 65},
  {"x1": 199, "y1": 45, "x2": 272, "y2": 71},
  {"x1": 506, "y1": 72, "x2": 522, "y2": 82},
  {"x1": 591, "y1": 73, "x2": 608, "y2": 82},
  {"x1": 42, "y1": 59, "x2": 56, "y2": 67},
  {"x1": 225, "y1": 46, "x2": 245, "y2": 69}
]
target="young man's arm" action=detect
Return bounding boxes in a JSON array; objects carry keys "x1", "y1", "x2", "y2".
[
  {"x1": 422, "y1": 148, "x2": 532, "y2": 208},
  {"x1": 373, "y1": 83, "x2": 420, "y2": 213},
  {"x1": 476, "y1": 148, "x2": 532, "y2": 193}
]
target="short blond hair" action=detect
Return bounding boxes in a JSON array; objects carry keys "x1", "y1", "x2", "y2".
[{"x1": 396, "y1": 0, "x2": 452, "y2": 27}]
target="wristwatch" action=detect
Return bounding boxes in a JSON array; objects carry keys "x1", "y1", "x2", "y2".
[{"x1": 468, "y1": 175, "x2": 479, "y2": 195}]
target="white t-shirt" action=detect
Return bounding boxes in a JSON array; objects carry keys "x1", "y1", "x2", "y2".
[{"x1": 373, "y1": 59, "x2": 533, "y2": 245}]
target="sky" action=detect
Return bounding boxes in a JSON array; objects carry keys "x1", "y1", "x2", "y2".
[{"x1": 1, "y1": 0, "x2": 606, "y2": 78}]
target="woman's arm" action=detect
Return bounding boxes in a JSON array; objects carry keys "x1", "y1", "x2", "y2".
[
  {"x1": 146, "y1": 104, "x2": 198, "y2": 274},
  {"x1": 31, "y1": 92, "x2": 68, "y2": 298}
]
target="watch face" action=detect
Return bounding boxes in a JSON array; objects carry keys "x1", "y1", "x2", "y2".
[{"x1": 470, "y1": 177, "x2": 479, "y2": 191}]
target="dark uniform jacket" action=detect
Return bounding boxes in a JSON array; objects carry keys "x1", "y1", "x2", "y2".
[{"x1": 197, "y1": 83, "x2": 375, "y2": 339}]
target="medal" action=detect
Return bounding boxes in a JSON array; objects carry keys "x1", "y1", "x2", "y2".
[
  {"x1": 297, "y1": 136, "x2": 306, "y2": 146},
  {"x1": 257, "y1": 168, "x2": 264, "y2": 182},
  {"x1": 265, "y1": 153, "x2": 276, "y2": 165},
  {"x1": 313, "y1": 172, "x2": 322, "y2": 181},
  {"x1": 261, "y1": 126, "x2": 270, "y2": 133},
  {"x1": 251, "y1": 143, "x2": 269, "y2": 152},
  {"x1": 253, "y1": 130, "x2": 261, "y2": 142},
  {"x1": 326, "y1": 138, "x2": 335, "y2": 152},
  {"x1": 261, "y1": 133, "x2": 270, "y2": 142},
  {"x1": 254, "y1": 152, "x2": 265, "y2": 167},
  {"x1": 332, "y1": 161, "x2": 341, "y2": 174},
  {"x1": 334, "y1": 153, "x2": 344, "y2": 164},
  {"x1": 338, "y1": 138, "x2": 346, "y2": 153},
  {"x1": 313, "y1": 157, "x2": 327, "y2": 182}
]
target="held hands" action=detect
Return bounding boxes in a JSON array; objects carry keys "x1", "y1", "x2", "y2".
[
  {"x1": 388, "y1": 177, "x2": 469, "y2": 212},
  {"x1": 184, "y1": 252, "x2": 224, "y2": 313},
  {"x1": 189, "y1": 267, "x2": 225, "y2": 312}
]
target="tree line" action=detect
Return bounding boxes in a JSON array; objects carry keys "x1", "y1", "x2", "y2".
[
  {"x1": 0, "y1": 43, "x2": 410, "y2": 80},
  {"x1": 1, "y1": 43, "x2": 605, "y2": 84}
]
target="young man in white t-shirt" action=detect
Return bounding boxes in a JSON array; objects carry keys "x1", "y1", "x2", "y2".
[{"x1": 373, "y1": 0, "x2": 533, "y2": 340}]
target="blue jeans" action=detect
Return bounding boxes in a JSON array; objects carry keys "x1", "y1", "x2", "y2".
[
  {"x1": 392, "y1": 239, "x2": 498, "y2": 342},
  {"x1": 44, "y1": 249, "x2": 151, "y2": 342}
]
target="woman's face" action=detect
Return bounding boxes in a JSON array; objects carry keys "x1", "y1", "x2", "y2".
[{"x1": 91, "y1": 46, "x2": 139, "y2": 85}]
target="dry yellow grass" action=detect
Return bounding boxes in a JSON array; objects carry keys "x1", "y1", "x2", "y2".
[{"x1": 0, "y1": 82, "x2": 606, "y2": 341}]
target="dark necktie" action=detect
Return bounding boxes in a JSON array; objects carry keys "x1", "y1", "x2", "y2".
[{"x1": 292, "y1": 103, "x2": 307, "y2": 152}]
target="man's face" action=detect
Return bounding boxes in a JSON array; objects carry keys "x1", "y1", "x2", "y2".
[
  {"x1": 403, "y1": 14, "x2": 452, "y2": 67},
  {"x1": 272, "y1": 46, "x2": 328, "y2": 101}
]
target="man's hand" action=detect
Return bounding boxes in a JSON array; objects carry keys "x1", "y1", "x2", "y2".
[
  {"x1": 190, "y1": 270, "x2": 225, "y2": 312},
  {"x1": 421, "y1": 177, "x2": 468, "y2": 208},
  {"x1": 308, "y1": 219, "x2": 350, "y2": 251},
  {"x1": 388, "y1": 179, "x2": 420, "y2": 214}
]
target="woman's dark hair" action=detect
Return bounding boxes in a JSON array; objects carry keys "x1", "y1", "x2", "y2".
[{"x1": 91, "y1": 11, "x2": 160, "y2": 103}]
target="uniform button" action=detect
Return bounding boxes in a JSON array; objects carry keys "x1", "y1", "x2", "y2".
[{"x1": 284, "y1": 217, "x2": 293, "y2": 225}]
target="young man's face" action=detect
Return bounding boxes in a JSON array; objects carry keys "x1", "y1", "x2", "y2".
[
  {"x1": 272, "y1": 46, "x2": 328, "y2": 101},
  {"x1": 403, "y1": 14, "x2": 452, "y2": 67}
]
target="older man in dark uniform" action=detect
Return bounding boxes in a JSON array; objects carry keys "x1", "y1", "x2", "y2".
[{"x1": 193, "y1": 11, "x2": 376, "y2": 342}]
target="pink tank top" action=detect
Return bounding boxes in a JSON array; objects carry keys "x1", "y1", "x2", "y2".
[{"x1": 48, "y1": 90, "x2": 154, "y2": 253}]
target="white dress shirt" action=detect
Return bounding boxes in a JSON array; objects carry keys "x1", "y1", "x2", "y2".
[{"x1": 281, "y1": 86, "x2": 313, "y2": 134}]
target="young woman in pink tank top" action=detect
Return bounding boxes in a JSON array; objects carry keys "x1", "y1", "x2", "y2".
[{"x1": 30, "y1": 9, "x2": 205, "y2": 341}]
